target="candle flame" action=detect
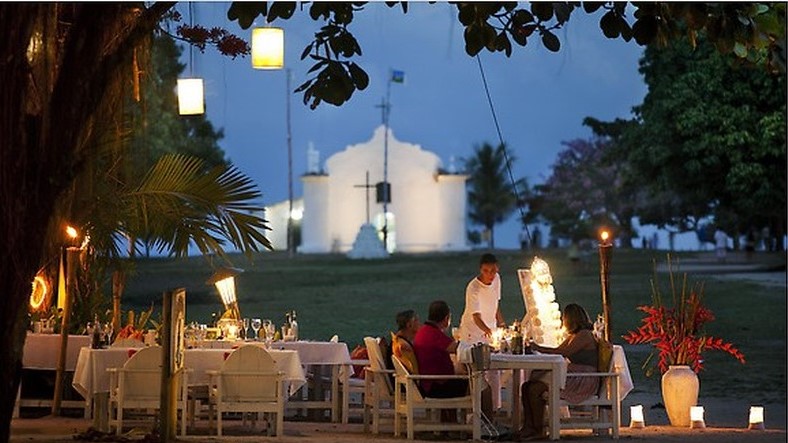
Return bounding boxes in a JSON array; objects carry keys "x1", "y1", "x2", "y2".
[
  {"x1": 600, "y1": 230, "x2": 610, "y2": 242},
  {"x1": 66, "y1": 226, "x2": 78, "y2": 239}
]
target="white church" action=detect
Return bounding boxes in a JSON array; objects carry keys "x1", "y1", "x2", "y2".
[{"x1": 264, "y1": 126, "x2": 470, "y2": 254}]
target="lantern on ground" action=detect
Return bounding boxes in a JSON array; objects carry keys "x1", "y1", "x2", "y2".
[
  {"x1": 690, "y1": 406, "x2": 706, "y2": 429},
  {"x1": 630, "y1": 404, "x2": 645, "y2": 428},
  {"x1": 177, "y1": 78, "x2": 205, "y2": 115},
  {"x1": 748, "y1": 406, "x2": 765, "y2": 430},
  {"x1": 252, "y1": 27, "x2": 284, "y2": 69}
]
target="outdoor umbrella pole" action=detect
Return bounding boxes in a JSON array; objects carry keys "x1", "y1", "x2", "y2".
[{"x1": 52, "y1": 246, "x2": 78, "y2": 415}]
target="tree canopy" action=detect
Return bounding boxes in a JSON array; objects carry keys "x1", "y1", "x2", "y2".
[
  {"x1": 618, "y1": 34, "x2": 786, "y2": 240},
  {"x1": 224, "y1": 2, "x2": 786, "y2": 109}
]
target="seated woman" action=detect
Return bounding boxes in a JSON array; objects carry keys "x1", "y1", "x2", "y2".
[{"x1": 519, "y1": 303, "x2": 600, "y2": 440}]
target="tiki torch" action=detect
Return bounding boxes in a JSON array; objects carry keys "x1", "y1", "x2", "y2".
[{"x1": 598, "y1": 229, "x2": 613, "y2": 342}]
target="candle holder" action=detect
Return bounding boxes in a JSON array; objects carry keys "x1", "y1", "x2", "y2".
[
  {"x1": 689, "y1": 406, "x2": 706, "y2": 429},
  {"x1": 598, "y1": 229, "x2": 613, "y2": 342},
  {"x1": 629, "y1": 404, "x2": 645, "y2": 428},
  {"x1": 748, "y1": 406, "x2": 765, "y2": 430}
]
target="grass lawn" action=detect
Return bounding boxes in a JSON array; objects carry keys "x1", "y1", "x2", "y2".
[{"x1": 122, "y1": 248, "x2": 786, "y2": 405}]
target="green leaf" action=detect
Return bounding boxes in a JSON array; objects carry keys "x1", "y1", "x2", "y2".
[
  {"x1": 733, "y1": 42, "x2": 748, "y2": 58},
  {"x1": 512, "y1": 9, "x2": 534, "y2": 27},
  {"x1": 632, "y1": 16, "x2": 658, "y2": 45},
  {"x1": 531, "y1": 2, "x2": 554, "y2": 21},
  {"x1": 541, "y1": 30, "x2": 560, "y2": 52},
  {"x1": 348, "y1": 62, "x2": 369, "y2": 90},
  {"x1": 583, "y1": 2, "x2": 605, "y2": 14},
  {"x1": 268, "y1": 2, "x2": 297, "y2": 21},
  {"x1": 464, "y1": 24, "x2": 485, "y2": 56},
  {"x1": 600, "y1": 10, "x2": 621, "y2": 39},
  {"x1": 227, "y1": 2, "x2": 268, "y2": 30}
]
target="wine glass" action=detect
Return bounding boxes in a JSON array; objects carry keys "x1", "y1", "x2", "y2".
[
  {"x1": 251, "y1": 318, "x2": 262, "y2": 341},
  {"x1": 242, "y1": 318, "x2": 251, "y2": 340},
  {"x1": 262, "y1": 319, "x2": 274, "y2": 345}
]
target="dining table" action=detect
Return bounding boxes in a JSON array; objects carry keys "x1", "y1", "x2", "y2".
[
  {"x1": 15, "y1": 333, "x2": 92, "y2": 418},
  {"x1": 489, "y1": 344, "x2": 634, "y2": 440},
  {"x1": 72, "y1": 345, "x2": 306, "y2": 432}
]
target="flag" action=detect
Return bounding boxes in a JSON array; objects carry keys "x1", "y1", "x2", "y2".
[{"x1": 391, "y1": 69, "x2": 405, "y2": 84}]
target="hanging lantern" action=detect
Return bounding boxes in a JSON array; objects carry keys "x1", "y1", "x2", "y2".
[
  {"x1": 252, "y1": 27, "x2": 284, "y2": 69},
  {"x1": 177, "y1": 78, "x2": 205, "y2": 115}
]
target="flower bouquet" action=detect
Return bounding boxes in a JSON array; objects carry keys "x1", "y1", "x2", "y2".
[{"x1": 623, "y1": 256, "x2": 745, "y2": 376}]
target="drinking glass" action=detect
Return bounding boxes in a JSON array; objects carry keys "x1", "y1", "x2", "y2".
[
  {"x1": 251, "y1": 318, "x2": 262, "y2": 341},
  {"x1": 262, "y1": 319, "x2": 274, "y2": 345},
  {"x1": 243, "y1": 318, "x2": 251, "y2": 340}
]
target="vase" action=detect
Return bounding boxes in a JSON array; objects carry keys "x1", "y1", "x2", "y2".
[{"x1": 661, "y1": 365, "x2": 699, "y2": 426}]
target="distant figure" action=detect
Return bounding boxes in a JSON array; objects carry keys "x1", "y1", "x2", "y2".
[
  {"x1": 531, "y1": 227, "x2": 541, "y2": 250},
  {"x1": 518, "y1": 226, "x2": 530, "y2": 251},
  {"x1": 641, "y1": 237, "x2": 647, "y2": 249},
  {"x1": 714, "y1": 228, "x2": 728, "y2": 262},
  {"x1": 651, "y1": 232, "x2": 659, "y2": 250}
]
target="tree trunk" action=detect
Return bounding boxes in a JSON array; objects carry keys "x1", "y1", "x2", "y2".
[{"x1": 0, "y1": 4, "x2": 173, "y2": 440}]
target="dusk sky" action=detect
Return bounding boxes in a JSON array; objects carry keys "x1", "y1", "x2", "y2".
[{"x1": 179, "y1": 2, "x2": 649, "y2": 249}]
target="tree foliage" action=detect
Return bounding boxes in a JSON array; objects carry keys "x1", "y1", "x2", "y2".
[
  {"x1": 619, "y1": 35, "x2": 786, "y2": 240},
  {"x1": 226, "y1": 1, "x2": 786, "y2": 109},
  {"x1": 464, "y1": 143, "x2": 526, "y2": 249},
  {"x1": 537, "y1": 134, "x2": 639, "y2": 245}
]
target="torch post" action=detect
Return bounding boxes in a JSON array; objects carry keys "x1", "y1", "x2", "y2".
[{"x1": 598, "y1": 231, "x2": 613, "y2": 342}]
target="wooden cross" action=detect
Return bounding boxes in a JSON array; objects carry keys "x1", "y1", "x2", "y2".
[{"x1": 353, "y1": 170, "x2": 375, "y2": 224}]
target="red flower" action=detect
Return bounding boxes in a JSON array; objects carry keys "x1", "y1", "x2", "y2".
[{"x1": 623, "y1": 256, "x2": 746, "y2": 375}]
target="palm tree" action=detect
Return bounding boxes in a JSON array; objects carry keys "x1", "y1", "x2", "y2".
[{"x1": 465, "y1": 142, "x2": 526, "y2": 249}]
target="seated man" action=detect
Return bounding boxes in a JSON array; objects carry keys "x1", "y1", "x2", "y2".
[{"x1": 413, "y1": 301, "x2": 466, "y2": 398}]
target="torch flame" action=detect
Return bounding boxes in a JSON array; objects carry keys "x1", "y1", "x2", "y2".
[
  {"x1": 600, "y1": 230, "x2": 610, "y2": 242},
  {"x1": 66, "y1": 226, "x2": 78, "y2": 239}
]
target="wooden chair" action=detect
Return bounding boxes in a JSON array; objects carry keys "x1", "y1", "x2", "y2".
[
  {"x1": 392, "y1": 355, "x2": 481, "y2": 440},
  {"x1": 107, "y1": 346, "x2": 188, "y2": 436},
  {"x1": 555, "y1": 358, "x2": 621, "y2": 438},
  {"x1": 206, "y1": 345, "x2": 284, "y2": 436},
  {"x1": 362, "y1": 336, "x2": 395, "y2": 434}
]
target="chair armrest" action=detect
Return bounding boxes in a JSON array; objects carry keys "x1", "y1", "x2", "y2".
[
  {"x1": 351, "y1": 359, "x2": 370, "y2": 366},
  {"x1": 401, "y1": 374, "x2": 470, "y2": 381},
  {"x1": 365, "y1": 367, "x2": 395, "y2": 375},
  {"x1": 567, "y1": 372, "x2": 620, "y2": 378}
]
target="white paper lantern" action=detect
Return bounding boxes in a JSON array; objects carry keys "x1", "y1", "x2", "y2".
[
  {"x1": 690, "y1": 406, "x2": 706, "y2": 429},
  {"x1": 630, "y1": 405, "x2": 645, "y2": 428},
  {"x1": 177, "y1": 78, "x2": 204, "y2": 115},
  {"x1": 748, "y1": 406, "x2": 765, "y2": 430},
  {"x1": 252, "y1": 27, "x2": 284, "y2": 69}
]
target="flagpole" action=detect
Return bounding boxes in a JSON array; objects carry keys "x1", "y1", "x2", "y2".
[{"x1": 382, "y1": 68, "x2": 391, "y2": 252}]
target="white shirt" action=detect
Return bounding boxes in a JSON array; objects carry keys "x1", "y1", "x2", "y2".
[
  {"x1": 458, "y1": 273, "x2": 501, "y2": 345},
  {"x1": 714, "y1": 229, "x2": 727, "y2": 248}
]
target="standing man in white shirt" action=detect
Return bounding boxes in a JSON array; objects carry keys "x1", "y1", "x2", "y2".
[{"x1": 458, "y1": 253, "x2": 506, "y2": 411}]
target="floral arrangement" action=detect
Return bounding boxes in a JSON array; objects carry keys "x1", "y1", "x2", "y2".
[
  {"x1": 623, "y1": 256, "x2": 745, "y2": 375},
  {"x1": 115, "y1": 305, "x2": 156, "y2": 341}
]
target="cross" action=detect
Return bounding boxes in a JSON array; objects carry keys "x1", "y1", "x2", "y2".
[{"x1": 353, "y1": 170, "x2": 375, "y2": 224}]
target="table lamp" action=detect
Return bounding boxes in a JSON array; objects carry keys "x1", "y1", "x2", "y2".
[{"x1": 207, "y1": 267, "x2": 243, "y2": 321}]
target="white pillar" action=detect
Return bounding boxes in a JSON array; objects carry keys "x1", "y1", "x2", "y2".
[
  {"x1": 299, "y1": 174, "x2": 330, "y2": 253},
  {"x1": 438, "y1": 174, "x2": 470, "y2": 251}
]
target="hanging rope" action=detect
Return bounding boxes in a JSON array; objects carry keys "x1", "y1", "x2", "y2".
[{"x1": 475, "y1": 54, "x2": 530, "y2": 240}]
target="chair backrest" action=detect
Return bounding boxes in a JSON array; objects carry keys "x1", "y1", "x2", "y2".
[
  {"x1": 220, "y1": 345, "x2": 278, "y2": 400},
  {"x1": 364, "y1": 336, "x2": 393, "y2": 396},
  {"x1": 121, "y1": 346, "x2": 162, "y2": 400},
  {"x1": 391, "y1": 355, "x2": 424, "y2": 402}
]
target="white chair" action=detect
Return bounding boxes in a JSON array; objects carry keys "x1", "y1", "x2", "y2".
[
  {"x1": 555, "y1": 357, "x2": 621, "y2": 438},
  {"x1": 362, "y1": 336, "x2": 395, "y2": 434},
  {"x1": 392, "y1": 355, "x2": 481, "y2": 440},
  {"x1": 207, "y1": 345, "x2": 285, "y2": 436},
  {"x1": 107, "y1": 346, "x2": 188, "y2": 436}
]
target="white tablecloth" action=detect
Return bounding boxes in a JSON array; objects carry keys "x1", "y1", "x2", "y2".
[
  {"x1": 23, "y1": 333, "x2": 91, "y2": 370},
  {"x1": 201, "y1": 340, "x2": 352, "y2": 365},
  {"x1": 72, "y1": 346, "x2": 306, "y2": 399}
]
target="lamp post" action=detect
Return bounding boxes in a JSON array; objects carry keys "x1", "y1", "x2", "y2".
[{"x1": 598, "y1": 229, "x2": 613, "y2": 342}]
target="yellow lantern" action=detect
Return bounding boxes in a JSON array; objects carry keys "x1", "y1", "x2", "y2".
[
  {"x1": 207, "y1": 267, "x2": 243, "y2": 320},
  {"x1": 252, "y1": 27, "x2": 284, "y2": 69},
  {"x1": 177, "y1": 78, "x2": 205, "y2": 115}
]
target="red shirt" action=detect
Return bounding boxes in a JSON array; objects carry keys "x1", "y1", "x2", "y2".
[{"x1": 413, "y1": 321, "x2": 454, "y2": 393}]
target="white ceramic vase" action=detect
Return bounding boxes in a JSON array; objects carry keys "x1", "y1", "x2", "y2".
[{"x1": 661, "y1": 365, "x2": 699, "y2": 426}]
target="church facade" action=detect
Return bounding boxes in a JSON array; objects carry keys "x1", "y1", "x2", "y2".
[{"x1": 295, "y1": 126, "x2": 469, "y2": 254}]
